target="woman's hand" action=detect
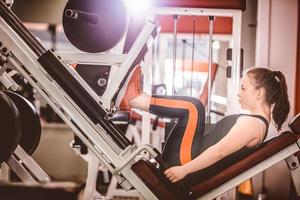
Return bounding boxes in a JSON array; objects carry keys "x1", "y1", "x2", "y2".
[{"x1": 164, "y1": 166, "x2": 188, "y2": 183}]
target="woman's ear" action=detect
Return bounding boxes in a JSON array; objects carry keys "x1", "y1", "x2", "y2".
[{"x1": 256, "y1": 88, "x2": 265, "y2": 101}]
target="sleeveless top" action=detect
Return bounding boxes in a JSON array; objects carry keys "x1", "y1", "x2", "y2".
[
  {"x1": 199, "y1": 114, "x2": 269, "y2": 155},
  {"x1": 185, "y1": 114, "x2": 269, "y2": 186}
]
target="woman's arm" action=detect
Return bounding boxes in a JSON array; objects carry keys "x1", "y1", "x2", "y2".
[{"x1": 164, "y1": 116, "x2": 262, "y2": 182}]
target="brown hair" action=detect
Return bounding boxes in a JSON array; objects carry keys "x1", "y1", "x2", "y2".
[{"x1": 246, "y1": 68, "x2": 290, "y2": 131}]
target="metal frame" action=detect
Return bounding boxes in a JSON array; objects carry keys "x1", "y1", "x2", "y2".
[
  {"x1": 56, "y1": 52, "x2": 126, "y2": 66},
  {"x1": 5, "y1": 4, "x2": 295, "y2": 200},
  {"x1": 54, "y1": 6, "x2": 242, "y2": 200},
  {"x1": 145, "y1": 7, "x2": 242, "y2": 115},
  {"x1": 286, "y1": 152, "x2": 300, "y2": 196},
  {"x1": 0, "y1": 16, "x2": 159, "y2": 199},
  {"x1": 0, "y1": 69, "x2": 18, "y2": 90},
  {"x1": 82, "y1": 153, "x2": 104, "y2": 200},
  {"x1": 6, "y1": 146, "x2": 51, "y2": 183},
  {"x1": 207, "y1": 16, "x2": 215, "y2": 122},
  {"x1": 101, "y1": 20, "x2": 158, "y2": 109},
  {"x1": 83, "y1": 119, "x2": 166, "y2": 199},
  {"x1": 57, "y1": 20, "x2": 158, "y2": 111}
]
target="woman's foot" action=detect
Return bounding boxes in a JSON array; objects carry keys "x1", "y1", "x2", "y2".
[{"x1": 115, "y1": 65, "x2": 142, "y2": 111}]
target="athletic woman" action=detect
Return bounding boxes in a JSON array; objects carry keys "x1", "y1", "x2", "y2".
[{"x1": 116, "y1": 66, "x2": 290, "y2": 183}]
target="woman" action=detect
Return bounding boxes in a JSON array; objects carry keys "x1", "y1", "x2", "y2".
[{"x1": 116, "y1": 66, "x2": 290, "y2": 183}]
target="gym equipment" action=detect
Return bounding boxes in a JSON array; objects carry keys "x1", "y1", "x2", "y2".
[
  {"x1": 73, "y1": 64, "x2": 110, "y2": 96},
  {"x1": 5, "y1": 91, "x2": 41, "y2": 155},
  {"x1": 151, "y1": 0, "x2": 247, "y2": 11},
  {"x1": 190, "y1": 16, "x2": 196, "y2": 96},
  {"x1": 0, "y1": 91, "x2": 49, "y2": 183},
  {"x1": 172, "y1": 15, "x2": 179, "y2": 95},
  {"x1": 133, "y1": 114, "x2": 300, "y2": 199},
  {"x1": 62, "y1": 0, "x2": 127, "y2": 53},
  {"x1": 181, "y1": 39, "x2": 187, "y2": 88},
  {"x1": 0, "y1": 1, "x2": 159, "y2": 198},
  {"x1": 2, "y1": 1, "x2": 300, "y2": 199},
  {"x1": 6, "y1": 145, "x2": 51, "y2": 183},
  {"x1": 207, "y1": 16, "x2": 215, "y2": 123},
  {"x1": 0, "y1": 91, "x2": 21, "y2": 164}
]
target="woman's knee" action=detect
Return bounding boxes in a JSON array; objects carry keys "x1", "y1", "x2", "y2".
[{"x1": 182, "y1": 96, "x2": 205, "y2": 115}]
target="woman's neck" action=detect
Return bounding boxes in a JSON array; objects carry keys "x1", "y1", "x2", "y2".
[{"x1": 250, "y1": 103, "x2": 271, "y2": 122}]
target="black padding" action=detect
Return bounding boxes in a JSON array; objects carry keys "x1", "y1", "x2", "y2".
[
  {"x1": 5, "y1": 91, "x2": 41, "y2": 155},
  {"x1": 37, "y1": 50, "x2": 131, "y2": 149},
  {"x1": 111, "y1": 111, "x2": 130, "y2": 122},
  {"x1": 0, "y1": 91, "x2": 22, "y2": 164},
  {"x1": 75, "y1": 64, "x2": 110, "y2": 96}
]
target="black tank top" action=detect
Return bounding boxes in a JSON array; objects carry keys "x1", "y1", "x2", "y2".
[
  {"x1": 199, "y1": 114, "x2": 269, "y2": 154},
  {"x1": 185, "y1": 114, "x2": 269, "y2": 186}
]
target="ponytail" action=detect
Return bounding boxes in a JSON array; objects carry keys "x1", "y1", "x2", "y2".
[
  {"x1": 271, "y1": 71, "x2": 290, "y2": 131},
  {"x1": 246, "y1": 68, "x2": 290, "y2": 131}
]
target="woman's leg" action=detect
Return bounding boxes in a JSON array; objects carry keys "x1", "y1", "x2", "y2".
[
  {"x1": 116, "y1": 65, "x2": 205, "y2": 166},
  {"x1": 129, "y1": 94, "x2": 151, "y2": 111},
  {"x1": 131, "y1": 95, "x2": 206, "y2": 166},
  {"x1": 152, "y1": 95, "x2": 205, "y2": 166}
]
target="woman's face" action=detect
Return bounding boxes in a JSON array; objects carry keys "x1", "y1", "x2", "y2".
[{"x1": 237, "y1": 74, "x2": 259, "y2": 110}]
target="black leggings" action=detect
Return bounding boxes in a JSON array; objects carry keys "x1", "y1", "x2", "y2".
[{"x1": 149, "y1": 95, "x2": 205, "y2": 166}]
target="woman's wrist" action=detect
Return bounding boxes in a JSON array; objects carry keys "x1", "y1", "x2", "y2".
[{"x1": 182, "y1": 163, "x2": 191, "y2": 175}]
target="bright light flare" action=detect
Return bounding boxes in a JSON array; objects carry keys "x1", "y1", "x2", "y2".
[{"x1": 123, "y1": 0, "x2": 151, "y2": 13}]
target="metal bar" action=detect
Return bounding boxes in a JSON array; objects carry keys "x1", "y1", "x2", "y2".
[
  {"x1": 182, "y1": 39, "x2": 186, "y2": 88},
  {"x1": 190, "y1": 16, "x2": 196, "y2": 96},
  {"x1": 83, "y1": 154, "x2": 103, "y2": 200},
  {"x1": 227, "y1": 11, "x2": 242, "y2": 114},
  {"x1": 207, "y1": 16, "x2": 215, "y2": 123},
  {"x1": 56, "y1": 51, "x2": 126, "y2": 66},
  {"x1": 6, "y1": 156, "x2": 37, "y2": 183},
  {"x1": 101, "y1": 20, "x2": 157, "y2": 109},
  {"x1": 13, "y1": 146, "x2": 51, "y2": 183},
  {"x1": 0, "y1": 70, "x2": 18, "y2": 90},
  {"x1": 113, "y1": 144, "x2": 158, "y2": 174},
  {"x1": 147, "y1": 7, "x2": 241, "y2": 17},
  {"x1": 172, "y1": 15, "x2": 179, "y2": 95}
]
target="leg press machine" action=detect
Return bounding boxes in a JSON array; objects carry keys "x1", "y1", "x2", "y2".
[{"x1": 0, "y1": 2, "x2": 300, "y2": 199}]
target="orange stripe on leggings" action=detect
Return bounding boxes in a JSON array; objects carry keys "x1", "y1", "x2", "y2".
[{"x1": 151, "y1": 97, "x2": 199, "y2": 164}]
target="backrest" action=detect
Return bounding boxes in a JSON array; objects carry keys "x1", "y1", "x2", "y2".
[{"x1": 289, "y1": 113, "x2": 300, "y2": 135}]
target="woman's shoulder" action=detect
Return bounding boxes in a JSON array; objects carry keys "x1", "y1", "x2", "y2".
[
  {"x1": 236, "y1": 114, "x2": 267, "y2": 135},
  {"x1": 238, "y1": 114, "x2": 269, "y2": 126},
  {"x1": 237, "y1": 115, "x2": 260, "y2": 125}
]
